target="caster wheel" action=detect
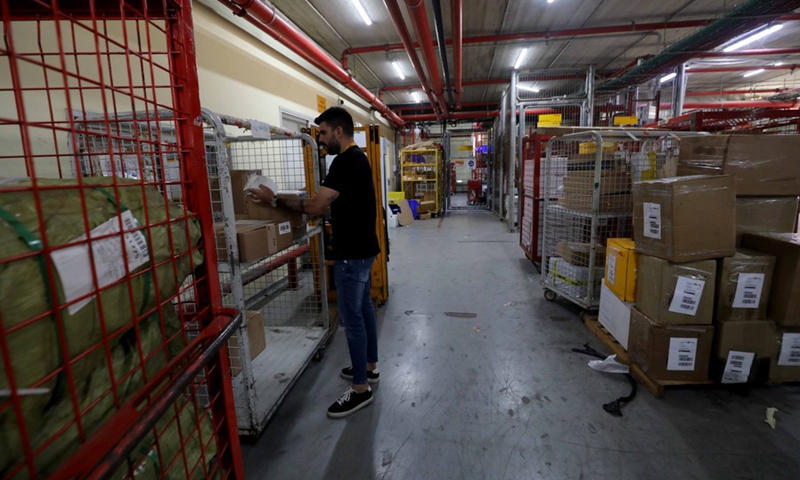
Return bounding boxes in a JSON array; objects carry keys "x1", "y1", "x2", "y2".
[
  {"x1": 313, "y1": 349, "x2": 325, "y2": 361},
  {"x1": 544, "y1": 289, "x2": 557, "y2": 301},
  {"x1": 579, "y1": 311, "x2": 588, "y2": 322}
]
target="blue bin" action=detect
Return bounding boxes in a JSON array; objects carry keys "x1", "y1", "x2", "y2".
[{"x1": 408, "y1": 199, "x2": 420, "y2": 219}]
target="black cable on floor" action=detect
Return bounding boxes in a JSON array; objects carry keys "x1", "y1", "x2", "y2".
[{"x1": 572, "y1": 343, "x2": 637, "y2": 417}]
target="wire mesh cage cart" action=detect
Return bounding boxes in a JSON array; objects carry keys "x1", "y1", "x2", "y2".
[
  {"x1": 0, "y1": 1, "x2": 243, "y2": 478},
  {"x1": 541, "y1": 130, "x2": 703, "y2": 311},
  {"x1": 202, "y1": 110, "x2": 330, "y2": 438}
]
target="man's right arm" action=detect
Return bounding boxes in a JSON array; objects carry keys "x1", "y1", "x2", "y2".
[{"x1": 276, "y1": 186, "x2": 339, "y2": 218}]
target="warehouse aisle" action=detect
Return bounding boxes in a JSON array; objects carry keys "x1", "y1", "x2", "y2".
[{"x1": 242, "y1": 211, "x2": 800, "y2": 480}]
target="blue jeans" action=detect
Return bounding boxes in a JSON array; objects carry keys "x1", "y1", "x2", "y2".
[{"x1": 334, "y1": 256, "x2": 378, "y2": 385}]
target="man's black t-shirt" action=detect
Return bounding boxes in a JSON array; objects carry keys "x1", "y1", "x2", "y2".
[{"x1": 322, "y1": 144, "x2": 381, "y2": 260}]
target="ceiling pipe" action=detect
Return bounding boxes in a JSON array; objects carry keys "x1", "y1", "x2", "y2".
[
  {"x1": 393, "y1": 101, "x2": 498, "y2": 111},
  {"x1": 382, "y1": 0, "x2": 442, "y2": 121},
  {"x1": 686, "y1": 65, "x2": 797, "y2": 73},
  {"x1": 686, "y1": 88, "x2": 788, "y2": 96},
  {"x1": 431, "y1": 0, "x2": 455, "y2": 108},
  {"x1": 404, "y1": 0, "x2": 448, "y2": 116},
  {"x1": 697, "y1": 48, "x2": 800, "y2": 58},
  {"x1": 451, "y1": 0, "x2": 463, "y2": 108},
  {"x1": 660, "y1": 100, "x2": 798, "y2": 109},
  {"x1": 404, "y1": 107, "x2": 587, "y2": 122},
  {"x1": 218, "y1": 0, "x2": 404, "y2": 128},
  {"x1": 598, "y1": 0, "x2": 800, "y2": 93}
]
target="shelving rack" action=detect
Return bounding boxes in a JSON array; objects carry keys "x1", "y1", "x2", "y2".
[
  {"x1": 400, "y1": 147, "x2": 444, "y2": 216},
  {"x1": 202, "y1": 110, "x2": 329, "y2": 438}
]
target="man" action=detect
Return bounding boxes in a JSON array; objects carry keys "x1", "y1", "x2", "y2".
[{"x1": 247, "y1": 107, "x2": 381, "y2": 418}]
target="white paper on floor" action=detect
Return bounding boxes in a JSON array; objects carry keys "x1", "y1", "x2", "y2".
[
  {"x1": 765, "y1": 407, "x2": 778, "y2": 430},
  {"x1": 588, "y1": 354, "x2": 630, "y2": 374}
]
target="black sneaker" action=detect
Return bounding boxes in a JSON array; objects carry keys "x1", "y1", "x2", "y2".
[
  {"x1": 327, "y1": 387, "x2": 373, "y2": 418},
  {"x1": 340, "y1": 366, "x2": 380, "y2": 384}
]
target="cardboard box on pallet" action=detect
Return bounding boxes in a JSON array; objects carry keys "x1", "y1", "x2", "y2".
[
  {"x1": 598, "y1": 283, "x2": 633, "y2": 349},
  {"x1": 604, "y1": 238, "x2": 637, "y2": 302},
  {"x1": 769, "y1": 327, "x2": 800, "y2": 383},
  {"x1": 633, "y1": 175, "x2": 736, "y2": 263},
  {"x1": 741, "y1": 233, "x2": 800, "y2": 326},
  {"x1": 629, "y1": 307, "x2": 714, "y2": 382},
  {"x1": 712, "y1": 320, "x2": 776, "y2": 384},
  {"x1": 636, "y1": 255, "x2": 717, "y2": 326},
  {"x1": 229, "y1": 310, "x2": 266, "y2": 376},
  {"x1": 214, "y1": 220, "x2": 271, "y2": 263},
  {"x1": 735, "y1": 197, "x2": 799, "y2": 244},
  {"x1": 677, "y1": 135, "x2": 800, "y2": 197},
  {"x1": 715, "y1": 249, "x2": 775, "y2": 323}
]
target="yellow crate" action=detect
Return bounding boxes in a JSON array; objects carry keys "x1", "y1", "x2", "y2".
[
  {"x1": 388, "y1": 191, "x2": 404, "y2": 204},
  {"x1": 578, "y1": 141, "x2": 617, "y2": 155}
]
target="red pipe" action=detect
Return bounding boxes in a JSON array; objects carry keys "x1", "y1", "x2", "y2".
[
  {"x1": 659, "y1": 101, "x2": 797, "y2": 109},
  {"x1": 383, "y1": 0, "x2": 442, "y2": 121},
  {"x1": 404, "y1": 0, "x2": 448, "y2": 115},
  {"x1": 404, "y1": 107, "x2": 572, "y2": 122},
  {"x1": 686, "y1": 88, "x2": 787, "y2": 96},
  {"x1": 380, "y1": 78, "x2": 512, "y2": 94},
  {"x1": 686, "y1": 65, "x2": 796, "y2": 73},
  {"x1": 697, "y1": 48, "x2": 800, "y2": 58},
  {"x1": 220, "y1": 0, "x2": 405, "y2": 128},
  {"x1": 451, "y1": 0, "x2": 463, "y2": 108},
  {"x1": 393, "y1": 101, "x2": 498, "y2": 111}
]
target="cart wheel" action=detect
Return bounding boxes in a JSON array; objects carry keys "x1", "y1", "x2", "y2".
[
  {"x1": 544, "y1": 289, "x2": 557, "y2": 301},
  {"x1": 313, "y1": 348, "x2": 325, "y2": 361},
  {"x1": 579, "y1": 311, "x2": 589, "y2": 322}
]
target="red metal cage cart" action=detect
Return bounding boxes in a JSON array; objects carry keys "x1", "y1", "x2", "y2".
[{"x1": 1, "y1": 1, "x2": 243, "y2": 478}]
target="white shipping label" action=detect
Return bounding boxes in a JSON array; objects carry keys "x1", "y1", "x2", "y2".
[
  {"x1": 606, "y1": 251, "x2": 617, "y2": 286},
  {"x1": 777, "y1": 333, "x2": 800, "y2": 367},
  {"x1": 250, "y1": 120, "x2": 272, "y2": 140},
  {"x1": 732, "y1": 273, "x2": 765, "y2": 309},
  {"x1": 667, "y1": 337, "x2": 698, "y2": 371},
  {"x1": 668, "y1": 277, "x2": 706, "y2": 316},
  {"x1": 278, "y1": 221, "x2": 291, "y2": 235},
  {"x1": 643, "y1": 202, "x2": 662, "y2": 239},
  {"x1": 721, "y1": 351, "x2": 755, "y2": 384},
  {"x1": 50, "y1": 211, "x2": 150, "y2": 315}
]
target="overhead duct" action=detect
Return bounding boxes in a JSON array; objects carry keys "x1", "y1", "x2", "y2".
[{"x1": 598, "y1": 0, "x2": 800, "y2": 93}]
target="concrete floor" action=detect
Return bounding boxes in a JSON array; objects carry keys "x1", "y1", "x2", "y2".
[{"x1": 242, "y1": 211, "x2": 800, "y2": 480}]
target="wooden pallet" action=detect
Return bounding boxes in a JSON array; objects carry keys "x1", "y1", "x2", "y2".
[{"x1": 581, "y1": 314, "x2": 714, "y2": 398}]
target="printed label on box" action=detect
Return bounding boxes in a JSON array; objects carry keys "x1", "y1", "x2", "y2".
[
  {"x1": 667, "y1": 337, "x2": 698, "y2": 371},
  {"x1": 250, "y1": 120, "x2": 271, "y2": 140},
  {"x1": 278, "y1": 221, "x2": 291, "y2": 235},
  {"x1": 51, "y1": 210, "x2": 150, "y2": 315},
  {"x1": 606, "y1": 249, "x2": 617, "y2": 285},
  {"x1": 777, "y1": 333, "x2": 800, "y2": 367},
  {"x1": 668, "y1": 277, "x2": 706, "y2": 316},
  {"x1": 721, "y1": 351, "x2": 755, "y2": 384},
  {"x1": 732, "y1": 273, "x2": 765, "y2": 309},
  {"x1": 643, "y1": 202, "x2": 661, "y2": 239}
]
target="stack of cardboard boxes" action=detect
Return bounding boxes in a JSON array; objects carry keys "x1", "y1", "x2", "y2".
[
  {"x1": 211, "y1": 170, "x2": 306, "y2": 262},
  {"x1": 596, "y1": 134, "x2": 800, "y2": 385}
]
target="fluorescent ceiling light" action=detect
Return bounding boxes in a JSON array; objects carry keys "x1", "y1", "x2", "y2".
[
  {"x1": 518, "y1": 85, "x2": 540, "y2": 93},
  {"x1": 743, "y1": 69, "x2": 765, "y2": 78},
  {"x1": 391, "y1": 61, "x2": 405, "y2": 80},
  {"x1": 513, "y1": 48, "x2": 529, "y2": 70},
  {"x1": 723, "y1": 24, "x2": 782, "y2": 52},
  {"x1": 411, "y1": 91, "x2": 422, "y2": 103},
  {"x1": 547, "y1": 0, "x2": 555, "y2": 3},
  {"x1": 352, "y1": 0, "x2": 372, "y2": 26},
  {"x1": 774, "y1": 61, "x2": 784, "y2": 66},
  {"x1": 660, "y1": 72, "x2": 677, "y2": 83}
]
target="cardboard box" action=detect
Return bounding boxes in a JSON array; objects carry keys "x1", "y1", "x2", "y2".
[
  {"x1": 715, "y1": 249, "x2": 775, "y2": 322},
  {"x1": 214, "y1": 220, "x2": 271, "y2": 263},
  {"x1": 598, "y1": 283, "x2": 633, "y2": 349},
  {"x1": 419, "y1": 212, "x2": 432, "y2": 220},
  {"x1": 735, "y1": 197, "x2": 798, "y2": 244},
  {"x1": 629, "y1": 307, "x2": 714, "y2": 382},
  {"x1": 418, "y1": 200, "x2": 436, "y2": 213},
  {"x1": 396, "y1": 199, "x2": 415, "y2": 226},
  {"x1": 604, "y1": 238, "x2": 637, "y2": 302},
  {"x1": 769, "y1": 327, "x2": 800, "y2": 383},
  {"x1": 562, "y1": 169, "x2": 631, "y2": 196},
  {"x1": 636, "y1": 255, "x2": 716, "y2": 325},
  {"x1": 557, "y1": 241, "x2": 605, "y2": 267},
  {"x1": 677, "y1": 135, "x2": 800, "y2": 196},
  {"x1": 547, "y1": 257, "x2": 603, "y2": 300},
  {"x1": 229, "y1": 310, "x2": 266, "y2": 376},
  {"x1": 266, "y1": 220, "x2": 293, "y2": 254},
  {"x1": 559, "y1": 193, "x2": 631, "y2": 213},
  {"x1": 741, "y1": 233, "x2": 800, "y2": 326},
  {"x1": 246, "y1": 192, "x2": 307, "y2": 236},
  {"x1": 549, "y1": 215, "x2": 632, "y2": 246},
  {"x1": 712, "y1": 320, "x2": 776, "y2": 384},
  {"x1": 633, "y1": 175, "x2": 736, "y2": 262},
  {"x1": 231, "y1": 169, "x2": 261, "y2": 215}
]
